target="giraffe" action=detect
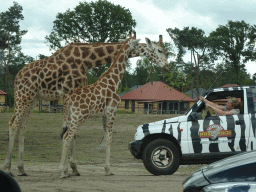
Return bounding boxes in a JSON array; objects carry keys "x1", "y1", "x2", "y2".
[
  {"x1": 3, "y1": 33, "x2": 169, "y2": 176},
  {"x1": 59, "y1": 38, "x2": 140, "y2": 178}
]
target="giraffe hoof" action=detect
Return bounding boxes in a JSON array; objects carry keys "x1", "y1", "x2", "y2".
[
  {"x1": 71, "y1": 172, "x2": 81, "y2": 176},
  {"x1": 106, "y1": 173, "x2": 115, "y2": 176},
  {"x1": 18, "y1": 173, "x2": 28, "y2": 176},
  {"x1": 60, "y1": 173, "x2": 70, "y2": 179}
]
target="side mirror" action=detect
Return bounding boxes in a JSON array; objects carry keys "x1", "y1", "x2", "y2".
[{"x1": 190, "y1": 112, "x2": 199, "y2": 121}]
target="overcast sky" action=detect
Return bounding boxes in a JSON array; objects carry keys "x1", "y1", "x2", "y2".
[{"x1": 2, "y1": 0, "x2": 256, "y2": 76}]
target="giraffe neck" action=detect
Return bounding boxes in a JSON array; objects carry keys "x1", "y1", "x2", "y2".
[{"x1": 96, "y1": 40, "x2": 132, "y2": 91}]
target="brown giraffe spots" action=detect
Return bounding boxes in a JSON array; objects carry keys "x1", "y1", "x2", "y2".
[
  {"x1": 67, "y1": 57, "x2": 74, "y2": 64},
  {"x1": 91, "y1": 95, "x2": 96, "y2": 101},
  {"x1": 39, "y1": 72, "x2": 44, "y2": 79},
  {"x1": 118, "y1": 64, "x2": 122, "y2": 71},
  {"x1": 86, "y1": 98, "x2": 90, "y2": 104},
  {"x1": 24, "y1": 71, "x2": 30, "y2": 77},
  {"x1": 95, "y1": 60, "x2": 102, "y2": 67},
  {"x1": 75, "y1": 59, "x2": 81, "y2": 65},
  {"x1": 95, "y1": 88, "x2": 100, "y2": 95},
  {"x1": 112, "y1": 74, "x2": 118, "y2": 83},
  {"x1": 45, "y1": 77, "x2": 52, "y2": 83},
  {"x1": 59, "y1": 54, "x2": 65, "y2": 61},
  {"x1": 48, "y1": 57, "x2": 54, "y2": 63},
  {"x1": 72, "y1": 70, "x2": 79, "y2": 77},
  {"x1": 41, "y1": 81, "x2": 46, "y2": 89},
  {"x1": 83, "y1": 61, "x2": 92, "y2": 69},
  {"x1": 124, "y1": 44, "x2": 130, "y2": 50},
  {"x1": 89, "y1": 53, "x2": 96, "y2": 60},
  {"x1": 113, "y1": 93, "x2": 119, "y2": 101},
  {"x1": 99, "y1": 82, "x2": 107, "y2": 88},
  {"x1": 76, "y1": 95, "x2": 80, "y2": 101},
  {"x1": 101, "y1": 88, "x2": 106, "y2": 95},
  {"x1": 81, "y1": 109, "x2": 89, "y2": 115},
  {"x1": 102, "y1": 78, "x2": 107, "y2": 84},
  {"x1": 74, "y1": 102, "x2": 79, "y2": 108},
  {"x1": 73, "y1": 47, "x2": 80, "y2": 57},
  {"x1": 118, "y1": 55, "x2": 124, "y2": 63},
  {"x1": 105, "y1": 56, "x2": 112, "y2": 64},
  {"x1": 80, "y1": 47, "x2": 90, "y2": 58},
  {"x1": 106, "y1": 89, "x2": 112, "y2": 97},
  {"x1": 71, "y1": 63, "x2": 77, "y2": 69},
  {"x1": 63, "y1": 48, "x2": 71, "y2": 57},
  {"x1": 106, "y1": 46, "x2": 114, "y2": 54},
  {"x1": 52, "y1": 72, "x2": 57, "y2": 79},
  {"x1": 95, "y1": 47, "x2": 106, "y2": 57}
]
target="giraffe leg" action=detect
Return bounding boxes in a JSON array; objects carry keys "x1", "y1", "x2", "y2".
[
  {"x1": 17, "y1": 99, "x2": 37, "y2": 176},
  {"x1": 103, "y1": 113, "x2": 116, "y2": 176},
  {"x1": 4, "y1": 103, "x2": 29, "y2": 176},
  {"x1": 4, "y1": 114, "x2": 18, "y2": 176},
  {"x1": 70, "y1": 135, "x2": 80, "y2": 176},
  {"x1": 59, "y1": 116, "x2": 86, "y2": 178}
]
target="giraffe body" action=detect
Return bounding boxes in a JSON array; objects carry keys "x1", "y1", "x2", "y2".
[
  {"x1": 4, "y1": 35, "x2": 169, "y2": 176},
  {"x1": 59, "y1": 38, "x2": 140, "y2": 178}
]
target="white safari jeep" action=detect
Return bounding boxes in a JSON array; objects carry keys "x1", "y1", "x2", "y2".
[{"x1": 129, "y1": 86, "x2": 256, "y2": 175}]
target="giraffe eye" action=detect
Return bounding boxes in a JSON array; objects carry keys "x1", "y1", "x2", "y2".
[{"x1": 158, "y1": 49, "x2": 162, "y2": 53}]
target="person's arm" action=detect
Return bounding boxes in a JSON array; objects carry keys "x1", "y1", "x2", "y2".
[
  {"x1": 206, "y1": 103, "x2": 233, "y2": 116},
  {"x1": 199, "y1": 96, "x2": 223, "y2": 109}
]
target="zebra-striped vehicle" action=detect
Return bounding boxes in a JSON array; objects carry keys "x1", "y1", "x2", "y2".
[{"x1": 129, "y1": 86, "x2": 256, "y2": 175}]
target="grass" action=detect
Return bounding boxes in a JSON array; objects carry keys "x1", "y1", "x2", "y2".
[{"x1": 0, "y1": 112, "x2": 201, "y2": 173}]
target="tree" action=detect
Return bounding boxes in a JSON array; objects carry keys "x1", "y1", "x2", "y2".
[
  {"x1": 0, "y1": 2, "x2": 27, "y2": 105},
  {"x1": 209, "y1": 20, "x2": 256, "y2": 84},
  {"x1": 45, "y1": 0, "x2": 136, "y2": 81},
  {"x1": 45, "y1": 0, "x2": 136, "y2": 50},
  {"x1": 166, "y1": 27, "x2": 211, "y2": 96}
]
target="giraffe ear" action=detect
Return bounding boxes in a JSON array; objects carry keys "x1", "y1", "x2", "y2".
[
  {"x1": 145, "y1": 37, "x2": 153, "y2": 49},
  {"x1": 134, "y1": 39, "x2": 141, "y2": 44}
]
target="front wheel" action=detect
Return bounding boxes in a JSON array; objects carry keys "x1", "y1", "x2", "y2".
[{"x1": 142, "y1": 139, "x2": 180, "y2": 175}]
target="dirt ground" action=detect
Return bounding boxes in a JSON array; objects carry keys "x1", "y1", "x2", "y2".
[
  {"x1": 11, "y1": 163, "x2": 190, "y2": 192},
  {"x1": 0, "y1": 112, "x2": 202, "y2": 192}
]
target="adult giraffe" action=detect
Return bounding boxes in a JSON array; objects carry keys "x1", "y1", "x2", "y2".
[{"x1": 4, "y1": 33, "x2": 169, "y2": 176}]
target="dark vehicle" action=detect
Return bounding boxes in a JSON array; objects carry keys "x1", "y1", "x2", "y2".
[
  {"x1": 183, "y1": 150, "x2": 256, "y2": 192},
  {"x1": 129, "y1": 86, "x2": 256, "y2": 175}
]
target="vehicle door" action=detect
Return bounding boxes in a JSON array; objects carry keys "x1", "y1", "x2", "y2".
[
  {"x1": 247, "y1": 87, "x2": 256, "y2": 151},
  {"x1": 188, "y1": 89, "x2": 247, "y2": 155}
]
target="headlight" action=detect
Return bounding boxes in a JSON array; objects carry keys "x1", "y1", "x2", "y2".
[{"x1": 201, "y1": 183, "x2": 256, "y2": 192}]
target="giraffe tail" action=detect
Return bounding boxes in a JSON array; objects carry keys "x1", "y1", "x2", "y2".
[{"x1": 60, "y1": 104, "x2": 72, "y2": 139}]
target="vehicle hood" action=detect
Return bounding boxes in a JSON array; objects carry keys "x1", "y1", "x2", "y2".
[{"x1": 202, "y1": 150, "x2": 256, "y2": 184}]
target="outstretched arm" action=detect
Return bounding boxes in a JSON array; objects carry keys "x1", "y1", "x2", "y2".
[
  {"x1": 199, "y1": 96, "x2": 223, "y2": 109},
  {"x1": 205, "y1": 103, "x2": 233, "y2": 116}
]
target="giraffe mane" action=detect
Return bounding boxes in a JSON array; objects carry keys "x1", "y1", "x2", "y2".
[{"x1": 94, "y1": 38, "x2": 131, "y2": 83}]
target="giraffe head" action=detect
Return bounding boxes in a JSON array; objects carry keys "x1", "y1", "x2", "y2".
[
  {"x1": 144, "y1": 36, "x2": 169, "y2": 71},
  {"x1": 119, "y1": 38, "x2": 141, "y2": 54}
]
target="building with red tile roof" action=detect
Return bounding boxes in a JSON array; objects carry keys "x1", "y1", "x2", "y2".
[
  {"x1": 0, "y1": 89, "x2": 7, "y2": 107},
  {"x1": 119, "y1": 81, "x2": 196, "y2": 114}
]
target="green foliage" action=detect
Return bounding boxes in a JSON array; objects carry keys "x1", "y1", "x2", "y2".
[
  {"x1": 45, "y1": 0, "x2": 136, "y2": 50},
  {"x1": 209, "y1": 20, "x2": 256, "y2": 83},
  {"x1": 0, "y1": 2, "x2": 27, "y2": 50}
]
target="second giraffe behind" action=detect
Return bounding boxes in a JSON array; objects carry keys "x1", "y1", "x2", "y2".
[{"x1": 59, "y1": 37, "x2": 141, "y2": 178}]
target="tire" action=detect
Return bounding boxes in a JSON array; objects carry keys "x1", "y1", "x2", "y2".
[{"x1": 142, "y1": 139, "x2": 180, "y2": 175}]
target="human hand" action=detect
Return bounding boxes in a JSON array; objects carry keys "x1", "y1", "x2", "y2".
[{"x1": 199, "y1": 96, "x2": 204, "y2": 102}]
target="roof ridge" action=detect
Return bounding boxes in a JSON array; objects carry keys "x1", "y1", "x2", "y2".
[{"x1": 152, "y1": 82, "x2": 160, "y2": 99}]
